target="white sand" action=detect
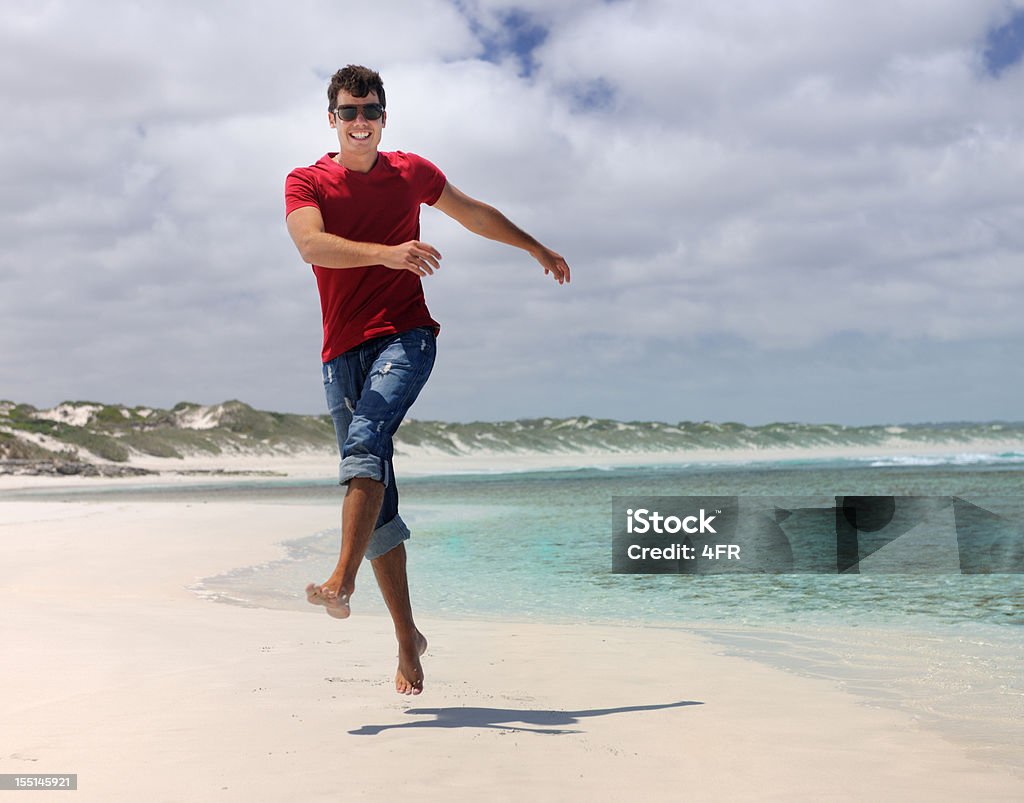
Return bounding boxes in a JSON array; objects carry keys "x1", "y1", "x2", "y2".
[{"x1": 2, "y1": 497, "x2": 1022, "y2": 802}]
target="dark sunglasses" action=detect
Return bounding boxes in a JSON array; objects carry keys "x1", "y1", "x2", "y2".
[{"x1": 333, "y1": 103, "x2": 384, "y2": 122}]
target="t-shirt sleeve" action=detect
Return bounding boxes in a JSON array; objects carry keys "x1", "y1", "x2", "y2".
[
  {"x1": 409, "y1": 154, "x2": 447, "y2": 206},
  {"x1": 284, "y1": 168, "x2": 320, "y2": 217}
]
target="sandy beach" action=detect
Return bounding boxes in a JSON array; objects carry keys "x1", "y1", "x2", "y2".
[{"x1": 2, "y1": 488, "x2": 1023, "y2": 802}]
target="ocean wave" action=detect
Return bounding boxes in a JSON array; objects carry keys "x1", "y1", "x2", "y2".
[{"x1": 864, "y1": 452, "x2": 1024, "y2": 468}]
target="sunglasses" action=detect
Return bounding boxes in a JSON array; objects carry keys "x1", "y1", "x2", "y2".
[{"x1": 333, "y1": 103, "x2": 385, "y2": 122}]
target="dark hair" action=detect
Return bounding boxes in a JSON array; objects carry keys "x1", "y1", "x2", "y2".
[{"x1": 327, "y1": 65, "x2": 386, "y2": 112}]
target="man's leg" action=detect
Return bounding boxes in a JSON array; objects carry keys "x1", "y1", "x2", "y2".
[
  {"x1": 314, "y1": 507, "x2": 428, "y2": 693},
  {"x1": 306, "y1": 344, "x2": 385, "y2": 618},
  {"x1": 307, "y1": 327, "x2": 436, "y2": 692},
  {"x1": 306, "y1": 477, "x2": 384, "y2": 618},
  {"x1": 370, "y1": 544, "x2": 428, "y2": 695}
]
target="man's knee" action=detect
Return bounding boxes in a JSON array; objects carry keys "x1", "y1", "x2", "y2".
[
  {"x1": 363, "y1": 515, "x2": 411, "y2": 561},
  {"x1": 339, "y1": 453, "x2": 389, "y2": 486},
  {"x1": 347, "y1": 476, "x2": 385, "y2": 496}
]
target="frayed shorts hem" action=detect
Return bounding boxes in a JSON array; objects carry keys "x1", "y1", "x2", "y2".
[
  {"x1": 364, "y1": 514, "x2": 410, "y2": 560},
  {"x1": 339, "y1": 454, "x2": 390, "y2": 487}
]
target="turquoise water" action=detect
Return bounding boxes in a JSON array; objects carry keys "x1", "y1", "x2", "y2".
[
  {"x1": 21, "y1": 455, "x2": 1019, "y2": 628},
  {"x1": 184, "y1": 458, "x2": 1024, "y2": 629}
]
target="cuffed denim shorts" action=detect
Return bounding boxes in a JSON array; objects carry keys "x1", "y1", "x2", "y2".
[{"x1": 322, "y1": 327, "x2": 436, "y2": 560}]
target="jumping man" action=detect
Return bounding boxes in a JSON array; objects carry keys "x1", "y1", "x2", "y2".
[{"x1": 284, "y1": 65, "x2": 569, "y2": 695}]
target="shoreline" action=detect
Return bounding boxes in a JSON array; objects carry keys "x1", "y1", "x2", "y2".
[{"x1": 2, "y1": 435, "x2": 1022, "y2": 492}]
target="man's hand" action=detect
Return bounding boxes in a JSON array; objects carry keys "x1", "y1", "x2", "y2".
[
  {"x1": 534, "y1": 247, "x2": 571, "y2": 285},
  {"x1": 287, "y1": 207, "x2": 435, "y2": 272},
  {"x1": 380, "y1": 240, "x2": 443, "y2": 277}
]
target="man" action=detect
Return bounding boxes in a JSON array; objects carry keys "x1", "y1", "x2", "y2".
[{"x1": 284, "y1": 65, "x2": 569, "y2": 695}]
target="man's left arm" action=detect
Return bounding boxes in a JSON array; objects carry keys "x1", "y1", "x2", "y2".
[{"x1": 431, "y1": 183, "x2": 570, "y2": 285}]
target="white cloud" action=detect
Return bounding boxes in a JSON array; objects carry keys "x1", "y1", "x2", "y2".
[{"x1": 1, "y1": 0, "x2": 1022, "y2": 423}]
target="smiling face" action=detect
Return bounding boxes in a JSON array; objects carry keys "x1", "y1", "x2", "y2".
[{"x1": 329, "y1": 88, "x2": 386, "y2": 171}]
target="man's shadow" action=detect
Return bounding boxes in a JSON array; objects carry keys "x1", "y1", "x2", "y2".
[{"x1": 349, "y1": 700, "x2": 702, "y2": 736}]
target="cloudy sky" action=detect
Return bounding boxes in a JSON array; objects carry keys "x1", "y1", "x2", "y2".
[{"x1": 2, "y1": 0, "x2": 1023, "y2": 424}]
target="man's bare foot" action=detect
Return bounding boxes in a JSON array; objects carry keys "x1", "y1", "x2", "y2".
[
  {"x1": 395, "y1": 630, "x2": 428, "y2": 695},
  {"x1": 305, "y1": 582, "x2": 351, "y2": 619}
]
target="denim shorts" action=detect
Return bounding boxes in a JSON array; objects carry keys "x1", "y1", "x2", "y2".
[{"x1": 322, "y1": 327, "x2": 436, "y2": 560}]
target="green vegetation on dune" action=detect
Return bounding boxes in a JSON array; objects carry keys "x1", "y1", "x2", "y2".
[
  {"x1": 3, "y1": 400, "x2": 1023, "y2": 468},
  {"x1": 117, "y1": 432, "x2": 183, "y2": 459},
  {"x1": 94, "y1": 404, "x2": 133, "y2": 426},
  {"x1": 213, "y1": 401, "x2": 336, "y2": 447},
  {"x1": 1, "y1": 400, "x2": 338, "y2": 463},
  {"x1": 118, "y1": 429, "x2": 224, "y2": 458},
  {"x1": 3, "y1": 404, "x2": 42, "y2": 430},
  {"x1": 0, "y1": 407, "x2": 128, "y2": 462},
  {"x1": 57, "y1": 429, "x2": 131, "y2": 462},
  {"x1": 0, "y1": 431, "x2": 73, "y2": 461}
]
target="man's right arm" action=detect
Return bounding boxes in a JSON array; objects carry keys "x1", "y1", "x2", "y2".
[{"x1": 286, "y1": 206, "x2": 442, "y2": 277}]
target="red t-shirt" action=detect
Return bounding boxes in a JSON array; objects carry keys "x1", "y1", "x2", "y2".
[{"x1": 285, "y1": 151, "x2": 446, "y2": 362}]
